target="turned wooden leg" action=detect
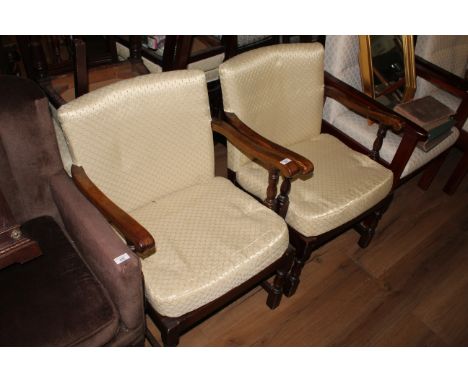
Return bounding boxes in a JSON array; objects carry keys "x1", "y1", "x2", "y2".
[
  {"x1": 266, "y1": 250, "x2": 293, "y2": 309},
  {"x1": 418, "y1": 150, "x2": 449, "y2": 190},
  {"x1": 283, "y1": 242, "x2": 313, "y2": 297},
  {"x1": 443, "y1": 151, "x2": 468, "y2": 195}
]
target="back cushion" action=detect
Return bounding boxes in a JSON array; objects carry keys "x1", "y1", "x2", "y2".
[
  {"x1": 58, "y1": 71, "x2": 214, "y2": 212},
  {"x1": 415, "y1": 35, "x2": 468, "y2": 98},
  {"x1": 323, "y1": 35, "x2": 363, "y2": 124},
  {"x1": 220, "y1": 43, "x2": 324, "y2": 172}
]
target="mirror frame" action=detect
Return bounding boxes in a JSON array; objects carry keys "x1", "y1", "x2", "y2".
[{"x1": 358, "y1": 35, "x2": 416, "y2": 103}]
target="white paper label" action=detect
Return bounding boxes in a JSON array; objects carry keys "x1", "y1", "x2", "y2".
[
  {"x1": 114, "y1": 253, "x2": 131, "y2": 264},
  {"x1": 280, "y1": 158, "x2": 292, "y2": 165}
]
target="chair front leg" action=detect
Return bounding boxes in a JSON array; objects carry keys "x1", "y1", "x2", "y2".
[
  {"x1": 266, "y1": 248, "x2": 294, "y2": 309},
  {"x1": 283, "y1": 239, "x2": 315, "y2": 297}
]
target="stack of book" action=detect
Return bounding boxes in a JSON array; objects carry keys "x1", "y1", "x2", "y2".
[{"x1": 394, "y1": 95, "x2": 455, "y2": 152}]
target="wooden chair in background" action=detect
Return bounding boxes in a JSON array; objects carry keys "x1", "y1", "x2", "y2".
[
  {"x1": 322, "y1": 35, "x2": 460, "y2": 190},
  {"x1": 219, "y1": 43, "x2": 395, "y2": 296},
  {"x1": 18, "y1": 35, "x2": 149, "y2": 108},
  {"x1": 414, "y1": 35, "x2": 468, "y2": 194}
]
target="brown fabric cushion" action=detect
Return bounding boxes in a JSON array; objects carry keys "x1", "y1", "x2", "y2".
[{"x1": 0, "y1": 216, "x2": 119, "y2": 346}]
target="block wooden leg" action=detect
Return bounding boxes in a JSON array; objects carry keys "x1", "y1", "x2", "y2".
[
  {"x1": 161, "y1": 322, "x2": 180, "y2": 347},
  {"x1": 443, "y1": 151, "x2": 468, "y2": 195},
  {"x1": 418, "y1": 151, "x2": 449, "y2": 190}
]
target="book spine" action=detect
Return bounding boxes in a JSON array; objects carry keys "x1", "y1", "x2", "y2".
[{"x1": 427, "y1": 119, "x2": 455, "y2": 141}]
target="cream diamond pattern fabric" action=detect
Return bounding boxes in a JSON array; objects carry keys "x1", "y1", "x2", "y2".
[
  {"x1": 220, "y1": 43, "x2": 324, "y2": 173},
  {"x1": 58, "y1": 71, "x2": 214, "y2": 212},
  {"x1": 323, "y1": 35, "x2": 460, "y2": 178},
  {"x1": 131, "y1": 177, "x2": 289, "y2": 317},
  {"x1": 415, "y1": 35, "x2": 468, "y2": 98},
  {"x1": 236, "y1": 134, "x2": 393, "y2": 237},
  {"x1": 323, "y1": 35, "x2": 364, "y2": 127}
]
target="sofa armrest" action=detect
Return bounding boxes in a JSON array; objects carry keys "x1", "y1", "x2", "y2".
[
  {"x1": 71, "y1": 165, "x2": 155, "y2": 257},
  {"x1": 49, "y1": 171, "x2": 144, "y2": 330}
]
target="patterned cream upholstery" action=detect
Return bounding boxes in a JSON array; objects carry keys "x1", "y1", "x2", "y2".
[
  {"x1": 134, "y1": 177, "x2": 288, "y2": 317},
  {"x1": 323, "y1": 35, "x2": 460, "y2": 178},
  {"x1": 415, "y1": 35, "x2": 468, "y2": 133},
  {"x1": 220, "y1": 43, "x2": 324, "y2": 173},
  {"x1": 58, "y1": 71, "x2": 214, "y2": 212},
  {"x1": 236, "y1": 134, "x2": 393, "y2": 237},
  {"x1": 59, "y1": 70, "x2": 289, "y2": 318},
  {"x1": 220, "y1": 43, "x2": 393, "y2": 237}
]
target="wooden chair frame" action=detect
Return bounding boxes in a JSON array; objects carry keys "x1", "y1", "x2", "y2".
[
  {"x1": 72, "y1": 120, "x2": 297, "y2": 346},
  {"x1": 24, "y1": 36, "x2": 149, "y2": 109},
  {"x1": 221, "y1": 72, "x2": 413, "y2": 296},
  {"x1": 414, "y1": 55, "x2": 468, "y2": 194}
]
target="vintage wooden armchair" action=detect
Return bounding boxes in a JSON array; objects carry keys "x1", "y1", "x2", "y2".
[
  {"x1": 0, "y1": 75, "x2": 146, "y2": 346},
  {"x1": 57, "y1": 70, "x2": 293, "y2": 346},
  {"x1": 414, "y1": 35, "x2": 468, "y2": 194},
  {"x1": 219, "y1": 43, "x2": 394, "y2": 297},
  {"x1": 322, "y1": 35, "x2": 460, "y2": 189}
]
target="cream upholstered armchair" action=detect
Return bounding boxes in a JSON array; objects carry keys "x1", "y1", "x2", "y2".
[
  {"x1": 414, "y1": 35, "x2": 468, "y2": 194},
  {"x1": 323, "y1": 35, "x2": 460, "y2": 188},
  {"x1": 219, "y1": 43, "x2": 394, "y2": 297},
  {"x1": 57, "y1": 70, "x2": 292, "y2": 346}
]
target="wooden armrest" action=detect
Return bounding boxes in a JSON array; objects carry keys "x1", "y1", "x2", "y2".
[
  {"x1": 71, "y1": 165, "x2": 155, "y2": 257},
  {"x1": 224, "y1": 112, "x2": 314, "y2": 176},
  {"x1": 416, "y1": 56, "x2": 468, "y2": 97},
  {"x1": 212, "y1": 120, "x2": 313, "y2": 178},
  {"x1": 324, "y1": 71, "x2": 428, "y2": 140}
]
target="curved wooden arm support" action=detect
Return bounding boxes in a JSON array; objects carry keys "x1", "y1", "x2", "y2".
[
  {"x1": 416, "y1": 56, "x2": 468, "y2": 97},
  {"x1": 71, "y1": 165, "x2": 156, "y2": 257},
  {"x1": 223, "y1": 112, "x2": 314, "y2": 176},
  {"x1": 324, "y1": 71, "x2": 428, "y2": 140},
  {"x1": 212, "y1": 119, "x2": 312, "y2": 178}
]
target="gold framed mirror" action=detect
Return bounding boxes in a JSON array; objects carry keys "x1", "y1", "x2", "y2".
[{"x1": 359, "y1": 35, "x2": 416, "y2": 105}]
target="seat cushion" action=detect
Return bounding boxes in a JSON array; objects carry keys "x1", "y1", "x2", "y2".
[
  {"x1": 0, "y1": 216, "x2": 119, "y2": 346},
  {"x1": 129, "y1": 177, "x2": 289, "y2": 318},
  {"x1": 327, "y1": 102, "x2": 460, "y2": 177},
  {"x1": 236, "y1": 134, "x2": 393, "y2": 237}
]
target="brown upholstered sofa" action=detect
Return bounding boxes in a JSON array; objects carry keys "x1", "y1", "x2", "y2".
[{"x1": 0, "y1": 75, "x2": 145, "y2": 346}]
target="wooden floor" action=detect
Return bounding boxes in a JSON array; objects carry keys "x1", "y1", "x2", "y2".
[{"x1": 146, "y1": 143, "x2": 468, "y2": 346}]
